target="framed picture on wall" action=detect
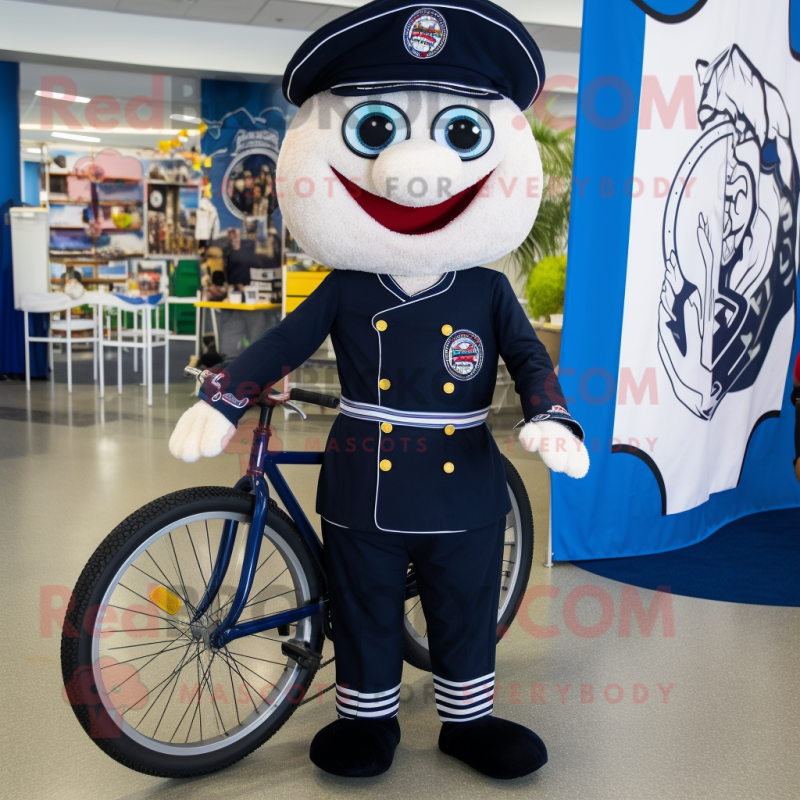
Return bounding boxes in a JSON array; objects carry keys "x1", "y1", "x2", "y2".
[{"x1": 98, "y1": 260, "x2": 129, "y2": 279}]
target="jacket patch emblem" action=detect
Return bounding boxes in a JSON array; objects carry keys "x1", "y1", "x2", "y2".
[{"x1": 443, "y1": 330, "x2": 484, "y2": 380}]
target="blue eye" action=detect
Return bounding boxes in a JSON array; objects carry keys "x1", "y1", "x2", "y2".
[
  {"x1": 431, "y1": 106, "x2": 494, "y2": 160},
  {"x1": 342, "y1": 102, "x2": 410, "y2": 158}
]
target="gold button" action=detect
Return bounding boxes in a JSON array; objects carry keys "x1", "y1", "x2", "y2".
[
  {"x1": 381, "y1": 422, "x2": 393, "y2": 434},
  {"x1": 376, "y1": 320, "x2": 388, "y2": 331},
  {"x1": 380, "y1": 459, "x2": 392, "y2": 472},
  {"x1": 443, "y1": 462, "x2": 455, "y2": 474},
  {"x1": 441, "y1": 324, "x2": 453, "y2": 336},
  {"x1": 444, "y1": 425, "x2": 455, "y2": 436},
  {"x1": 379, "y1": 378, "x2": 391, "y2": 391},
  {"x1": 443, "y1": 382, "x2": 455, "y2": 394}
]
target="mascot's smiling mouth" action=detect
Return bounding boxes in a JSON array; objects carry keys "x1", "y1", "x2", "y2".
[{"x1": 331, "y1": 167, "x2": 493, "y2": 236}]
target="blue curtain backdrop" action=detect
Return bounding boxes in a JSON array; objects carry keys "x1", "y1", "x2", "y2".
[
  {"x1": 552, "y1": 0, "x2": 800, "y2": 559},
  {"x1": 0, "y1": 61, "x2": 47, "y2": 379},
  {"x1": 0, "y1": 61, "x2": 26, "y2": 377}
]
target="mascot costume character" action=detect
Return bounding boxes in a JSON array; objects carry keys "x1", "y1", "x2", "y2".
[{"x1": 170, "y1": 0, "x2": 589, "y2": 780}]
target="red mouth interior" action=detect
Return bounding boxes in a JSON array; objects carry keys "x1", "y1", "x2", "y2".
[{"x1": 331, "y1": 167, "x2": 491, "y2": 236}]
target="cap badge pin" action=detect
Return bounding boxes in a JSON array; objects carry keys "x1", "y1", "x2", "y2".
[{"x1": 404, "y1": 8, "x2": 448, "y2": 59}]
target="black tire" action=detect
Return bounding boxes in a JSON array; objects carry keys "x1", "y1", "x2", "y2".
[
  {"x1": 402, "y1": 455, "x2": 534, "y2": 671},
  {"x1": 61, "y1": 487, "x2": 325, "y2": 778}
]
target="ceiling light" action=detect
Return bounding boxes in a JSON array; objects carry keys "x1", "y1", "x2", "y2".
[
  {"x1": 52, "y1": 131, "x2": 101, "y2": 143},
  {"x1": 170, "y1": 114, "x2": 202, "y2": 124},
  {"x1": 22, "y1": 124, "x2": 200, "y2": 136},
  {"x1": 26, "y1": 147, "x2": 42, "y2": 154},
  {"x1": 36, "y1": 90, "x2": 90, "y2": 103}
]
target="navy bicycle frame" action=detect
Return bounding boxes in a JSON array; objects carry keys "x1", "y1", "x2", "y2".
[{"x1": 192, "y1": 399, "x2": 327, "y2": 649}]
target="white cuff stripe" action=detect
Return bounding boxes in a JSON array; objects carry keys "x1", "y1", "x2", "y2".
[
  {"x1": 435, "y1": 693, "x2": 494, "y2": 709},
  {"x1": 335, "y1": 683, "x2": 401, "y2": 699},
  {"x1": 336, "y1": 694, "x2": 399, "y2": 710},
  {"x1": 433, "y1": 672, "x2": 495, "y2": 688},
  {"x1": 436, "y1": 699, "x2": 495, "y2": 716},
  {"x1": 433, "y1": 680, "x2": 494, "y2": 698}
]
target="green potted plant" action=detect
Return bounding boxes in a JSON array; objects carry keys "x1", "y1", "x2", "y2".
[
  {"x1": 525, "y1": 254, "x2": 566, "y2": 324},
  {"x1": 510, "y1": 115, "x2": 573, "y2": 365},
  {"x1": 512, "y1": 115, "x2": 574, "y2": 280}
]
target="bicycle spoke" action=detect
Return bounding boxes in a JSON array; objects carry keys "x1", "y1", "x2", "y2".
[
  {"x1": 243, "y1": 585, "x2": 296, "y2": 614},
  {"x1": 212, "y1": 549, "x2": 280, "y2": 620},
  {"x1": 238, "y1": 566, "x2": 289, "y2": 613},
  {"x1": 102, "y1": 637, "x2": 186, "y2": 652},
  {"x1": 154, "y1": 643, "x2": 202, "y2": 737},
  {"x1": 130, "y1": 562, "x2": 191, "y2": 610},
  {"x1": 167, "y1": 643, "x2": 203, "y2": 744},
  {"x1": 105, "y1": 603, "x2": 190, "y2": 640},
  {"x1": 247, "y1": 632, "x2": 289, "y2": 644},
  {"x1": 105, "y1": 639, "x2": 196, "y2": 673},
  {"x1": 195, "y1": 649, "x2": 203, "y2": 742},
  {"x1": 168, "y1": 530, "x2": 194, "y2": 615},
  {"x1": 224, "y1": 647, "x2": 243, "y2": 728},
  {"x1": 198, "y1": 651, "x2": 227, "y2": 737},
  {"x1": 218, "y1": 647, "x2": 268, "y2": 710},
  {"x1": 223, "y1": 649, "x2": 286, "y2": 668},
  {"x1": 220, "y1": 648, "x2": 278, "y2": 690},
  {"x1": 186, "y1": 524, "x2": 210, "y2": 595},
  {"x1": 137, "y1": 641, "x2": 199, "y2": 733},
  {"x1": 144, "y1": 549, "x2": 191, "y2": 613},
  {"x1": 120, "y1": 641, "x2": 201, "y2": 717}
]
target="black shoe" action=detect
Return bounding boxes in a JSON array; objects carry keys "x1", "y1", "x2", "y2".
[
  {"x1": 438, "y1": 716, "x2": 547, "y2": 779},
  {"x1": 309, "y1": 717, "x2": 401, "y2": 777}
]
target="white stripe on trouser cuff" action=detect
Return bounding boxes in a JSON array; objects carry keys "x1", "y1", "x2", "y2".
[
  {"x1": 433, "y1": 674, "x2": 495, "y2": 722},
  {"x1": 339, "y1": 397, "x2": 490, "y2": 429},
  {"x1": 336, "y1": 683, "x2": 401, "y2": 719}
]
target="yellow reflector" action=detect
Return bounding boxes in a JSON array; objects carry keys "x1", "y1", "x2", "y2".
[{"x1": 150, "y1": 586, "x2": 182, "y2": 616}]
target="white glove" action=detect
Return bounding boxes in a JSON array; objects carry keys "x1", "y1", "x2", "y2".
[
  {"x1": 169, "y1": 401, "x2": 236, "y2": 463},
  {"x1": 519, "y1": 419, "x2": 589, "y2": 479}
]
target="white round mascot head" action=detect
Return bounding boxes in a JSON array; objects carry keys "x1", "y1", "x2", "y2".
[{"x1": 277, "y1": 0, "x2": 546, "y2": 276}]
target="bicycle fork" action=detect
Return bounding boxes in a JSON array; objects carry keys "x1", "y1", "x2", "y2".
[{"x1": 190, "y1": 411, "x2": 325, "y2": 652}]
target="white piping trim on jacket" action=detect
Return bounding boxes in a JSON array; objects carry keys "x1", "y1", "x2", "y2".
[
  {"x1": 385, "y1": 273, "x2": 447, "y2": 299},
  {"x1": 321, "y1": 516, "x2": 349, "y2": 529},
  {"x1": 286, "y1": 4, "x2": 542, "y2": 109},
  {"x1": 371, "y1": 273, "x2": 466, "y2": 534}
]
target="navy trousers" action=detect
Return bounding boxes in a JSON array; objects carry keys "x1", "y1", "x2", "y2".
[{"x1": 322, "y1": 518, "x2": 505, "y2": 723}]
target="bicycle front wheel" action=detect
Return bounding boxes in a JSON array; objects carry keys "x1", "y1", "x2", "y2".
[
  {"x1": 61, "y1": 487, "x2": 324, "y2": 778},
  {"x1": 402, "y1": 455, "x2": 534, "y2": 671}
]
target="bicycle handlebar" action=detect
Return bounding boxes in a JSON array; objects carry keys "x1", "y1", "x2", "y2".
[
  {"x1": 183, "y1": 366, "x2": 340, "y2": 411},
  {"x1": 289, "y1": 389, "x2": 340, "y2": 409}
]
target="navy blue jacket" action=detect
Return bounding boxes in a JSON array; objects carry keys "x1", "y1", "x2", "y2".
[{"x1": 201, "y1": 268, "x2": 581, "y2": 534}]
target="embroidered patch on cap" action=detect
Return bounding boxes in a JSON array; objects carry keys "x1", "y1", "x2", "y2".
[
  {"x1": 404, "y1": 8, "x2": 448, "y2": 59},
  {"x1": 443, "y1": 330, "x2": 484, "y2": 380}
]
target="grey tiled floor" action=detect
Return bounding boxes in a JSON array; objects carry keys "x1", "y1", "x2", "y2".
[{"x1": 1, "y1": 374, "x2": 798, "y2": 800}]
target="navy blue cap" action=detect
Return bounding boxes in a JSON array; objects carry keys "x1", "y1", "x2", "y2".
[{"x1": 282, "y1": 0, "x2": 546, "y2": 111}]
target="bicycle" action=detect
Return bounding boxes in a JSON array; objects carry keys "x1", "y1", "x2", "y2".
[{"x1": 61, "y1": 372, "x2": 535, "y2": 778}]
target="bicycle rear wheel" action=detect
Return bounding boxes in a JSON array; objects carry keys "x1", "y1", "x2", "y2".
[
  {"x1": 402, "y1": 455, "x2": 534, "y2": 671},
  {"x1": 61, "y1": 487, "x2": 324, "y2": 778}
]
